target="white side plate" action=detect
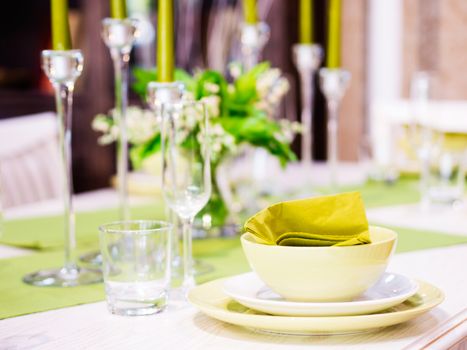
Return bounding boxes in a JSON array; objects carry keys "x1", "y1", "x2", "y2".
[{"x1": 222, "y1": 272, "x2": 419, "y2": 316}]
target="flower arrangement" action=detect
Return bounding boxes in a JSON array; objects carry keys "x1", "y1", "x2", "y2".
[{"x1": 93, "y1": 62, "x2": 301, "y2": 228}]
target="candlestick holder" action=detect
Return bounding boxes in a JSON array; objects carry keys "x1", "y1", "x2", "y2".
[
  {"x1": 319, "y1": 68, "x2": 351, "y2": 189},
  {"x1": 102, "y1": 18, "x2": 139, "y2": 221},
  {"x1": 292, "y1": 44, "x2": 323, "y2": 165},
  {"x1": 240, "y1": 22, "x2": 272, "y2": 189},
  {"x1": 240, "y1": 22, "x2": 270, "y2": 70},
  {"x1": 79, "y1": 19, "x2": 139, "y2": 267},
  {"x1": 23, "y1": 50, "x2": 101, "y2": 287}
]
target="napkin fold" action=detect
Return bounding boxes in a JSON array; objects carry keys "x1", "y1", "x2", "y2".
[{"x1": 244, "y1": 192, "x2": 371, "y2": 246}]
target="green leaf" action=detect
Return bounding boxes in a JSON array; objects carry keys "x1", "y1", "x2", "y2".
[
  {"x1": 220, "y1": 114, "x2": 297, "y2": 166},
  {"x1": 129, "y1": 134, "x2": 161, "y2": 169},
  {"x1": 132, "y1": 67, "x2": 156, "y2": 100}
]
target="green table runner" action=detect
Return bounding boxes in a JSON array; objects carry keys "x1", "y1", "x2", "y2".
[
  {"x1": 0, "y1": 238, "x2": 248, "y2": 320},
  {"x1": 324, "y1": 177, "x2": 421, "y2": 208},
  {"x1": 1, "y1": 226, "x2": 467, "y2": 319},
  {"x1": 0, "y1": 179, "x2": 420, "y2": 251},
  {"x1": 1, "y1": 178, "x2": 467, "y2": 320},
  {"x1": 0, "y1": 203, "x2": 166, "y2": 250}
]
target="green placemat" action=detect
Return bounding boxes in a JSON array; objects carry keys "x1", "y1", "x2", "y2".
[{"x1": 1, "y1": 227, "x2": 466, "y2": 320}]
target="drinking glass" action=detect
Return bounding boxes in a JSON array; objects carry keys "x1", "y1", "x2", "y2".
[
  {"x1": 99, "y1": 220, "x2": 172, "y2": 316},
  {"x1": 422, "y1": 132, "x2": 467, "y2": 208},
  {"x1": 161, "y1": 101, "x2": 211, "y2": 291}
]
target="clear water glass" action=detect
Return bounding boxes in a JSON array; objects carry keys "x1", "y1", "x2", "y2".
[
  {"x1": 423, "y1": 133, "x2": 466, "y2": 207},
  {"x1": 99, "y1": 220, "x2": 172, "y2": 316}
]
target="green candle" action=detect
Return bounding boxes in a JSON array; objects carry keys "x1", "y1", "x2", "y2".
[
  {"x1": 243, "y1": 0, "x2": 258, "y2": 24},
  {"x1": 110, "y1": 0, "x2": 127, "y2": 19},
  {"x1": 326, "y1": 0, "x2": 341, "y2": 68},
  {"x1": 157, "y1": 0, "x2": 174, "y2": 82},
  {"x1": 299, "y1": 0, "x2": 313, "y2": 44},
  {"x1": 51, "y1": 0, "x2": 72, "y2": 50}
]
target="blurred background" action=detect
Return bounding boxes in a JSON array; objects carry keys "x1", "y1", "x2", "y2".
[{"x1": 0, "y1": 0, "x2": 466, "y2": 194}]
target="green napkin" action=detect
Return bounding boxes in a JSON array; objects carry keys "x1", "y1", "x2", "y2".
[{"x1": 244, "y1": 192, "x2": 371, "y2": 246}]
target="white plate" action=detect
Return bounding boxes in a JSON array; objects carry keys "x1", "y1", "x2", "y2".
[
  {"x1": 189, "y1": 277, "x2": 443, "y2": 335},
  {"x1": 223, "y1": 272, "x2": 419, "y2": 316}
]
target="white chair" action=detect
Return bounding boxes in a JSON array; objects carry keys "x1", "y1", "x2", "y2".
[{"x1": 0, "y1": 112, "x2": 61, "y2": 209}]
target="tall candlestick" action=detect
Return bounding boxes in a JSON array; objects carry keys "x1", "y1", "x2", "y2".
[
  {"x1": 243, "y1": 0, "x2": 258, "y2": 24},
  {"x1": 51, "y1": 0, "x2": 72, "y2": 50},
  {"x1": 110, "y1": 0, "x2": 127, "y2": 19},
  {"x1": 299, "y1": 0, "x2": 313, "y2": 44},
  {"x1": 157, "y1": 0, "x2": 174, "y2": 82},
  {"x1": 326, "y1": 0, "x2": 341, "y2": 68}
]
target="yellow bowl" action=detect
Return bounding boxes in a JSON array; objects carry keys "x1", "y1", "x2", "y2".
[{"x1": 240, "y1": 226, "x2": 397, "y2": 302}]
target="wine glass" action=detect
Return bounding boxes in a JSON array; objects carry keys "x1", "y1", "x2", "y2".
[{"x1": 161, "y1": 100, "x2": 211, "y2": 291}]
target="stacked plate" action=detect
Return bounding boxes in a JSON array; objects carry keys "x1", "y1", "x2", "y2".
[{"x1": 188, "y1": 271, "x2": 444, "y2": 335}]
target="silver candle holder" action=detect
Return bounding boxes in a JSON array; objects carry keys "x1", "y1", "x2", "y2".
[
  {"x1": 102, "y1": 18, "x2": 139, "y2": 221},
  {"x1": 293, "y1": 44, "x2": 323, "y2": 165},
  {"x1": 240, "y1": 22, "x2": 270, "y2": 70},
  {"x1": 319, "y1": 68, "x2": 351, "y2": 189},
  {"x1": 23, "y1": 50, "x2": 101, "y2": 287}
]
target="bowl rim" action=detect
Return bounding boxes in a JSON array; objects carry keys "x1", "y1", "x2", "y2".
[{"x1": 241, "y1": 225, "x2": 397, "y2": 250}]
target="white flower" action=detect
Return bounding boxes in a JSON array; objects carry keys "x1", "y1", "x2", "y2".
[
  {"x1": 197, "y1": 122, "x2": 237, "y2": 162},
  {"x1": 92, "y1": 114, "x2": 112, "y2": 133},
  {"x1": 125, "y1": 107, "x2": 159, "y2": 144},
  {"x1": 204, "y1": 82, "x2": 220, "y2": 94},
  {"x1": 93, "y1": 107, "x2": 159, "y2": 146},
  {"x1": 277, "y1": 119, "x2": 303, "y2": 143},
  {"x1": 256, "y1": 68, "x2": 282, "y2": 98},
  {"x1": 201, "y1": 95, "x2": 221, "y2": 118},
  {"x1": 228, "y1": 62, "x2": 243, "y2": 79},
  {"x1": 254, "y1": 68, "x2": 290, "y2": 119},
  {"x1": 98, "y1": 134, "x2": 116, "y2": 145},
  {"x1": 182, "y1": 91, "x2": 195, "y2": 101}
]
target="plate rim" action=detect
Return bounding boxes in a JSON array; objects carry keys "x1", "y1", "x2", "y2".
[
  {"x1": 222, "y1": 271, "x2": 419, "y2": 312},
  {"x1": 188, "y1": 277, "x2": 444, "y2": 334}
]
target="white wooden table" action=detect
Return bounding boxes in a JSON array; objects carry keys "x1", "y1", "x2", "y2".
[{"x1": 1, "y1": 188, "x2": 466, "y2": 350}]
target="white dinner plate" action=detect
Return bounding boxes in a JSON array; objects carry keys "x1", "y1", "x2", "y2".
[
  {"x1": 222, "y1": 272, "x2": 419, "y2": 316},
  {"x1": 188, "y1": 277, "x2": 443, "y2": 335}
]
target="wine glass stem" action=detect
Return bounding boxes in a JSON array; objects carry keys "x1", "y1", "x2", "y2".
[
  {"x1": 327, "y1": 100, "x2": 339, "y2": 189},
  {"x1": 111, "y1": 49, "x2": 130, "y2": 221},
  {"x1": 181, "y1": 217, "x2": 195, "y2": 288},
  {"x1": 54, "y1": 81, "x2": 77, "y2": 274}
]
